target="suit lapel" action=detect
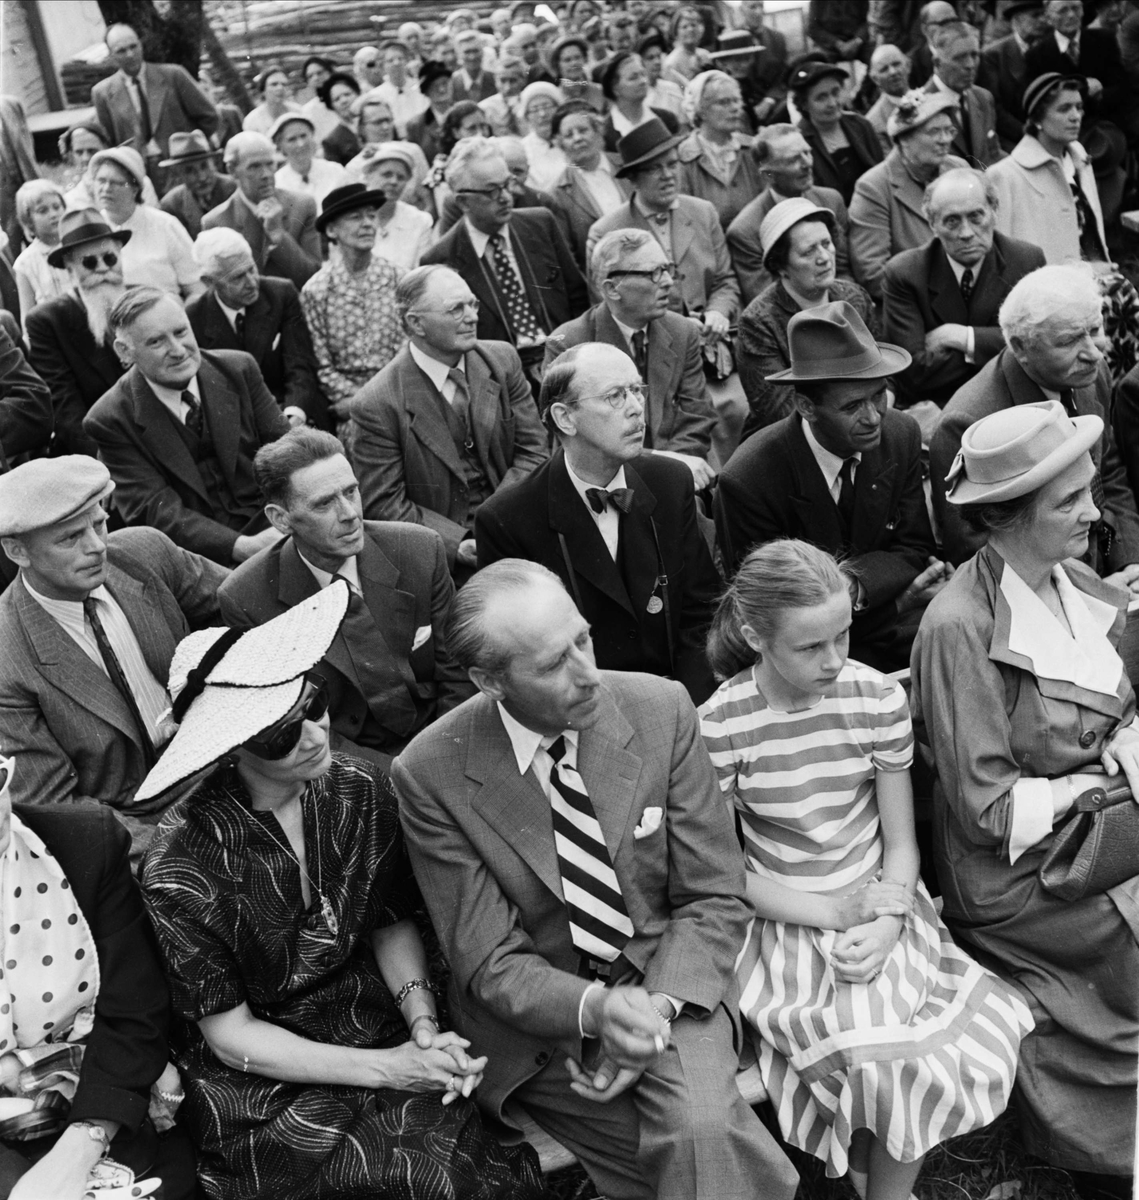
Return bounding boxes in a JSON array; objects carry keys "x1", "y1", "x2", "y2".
[
  {"x1": 129, "y1": 371, "x2": 213, "y2": 506},
  {"x1": 276, "y1": 540, "x2": 362, "y2": 689},
  {"x1": 850, "y1": 443, "x2": 897, "y2": 548},
  {"x1": 645, "y1": 318, "x2": 677, "y2": 443},
  {"x1": 576, "y1": 689, "x2": 643, "y2": 876},
  {"x1": 889, "y1": 152, "x2": 926, "y2": 223},
  {"x1": 564, "y1": 169, "x2": 601, "y2": 224},
  {"x1": 357, "y1": 530, "x2": 418, "y2": 692},
  {"x1": 928, "y1": 241, "x2": 967, "y2": 326},
  {"x1": 465, "y1": 349, "x2": 502, "y2": 482},
  {"x1": 969, "y1": 240, "x2": 1003, "y2": 320},
  {"x1": 201, "y1": 293, "x2": 241, "y2": 351},
  {"x1": 671, "y1": 205, "x2": 697, "y2": 281},
  {"x1": 620, "y1": 463, "x2": 662, "y2": 614},
  {"x1": 143, "y1": 65, "x2": 169, "y2": 132},
  {"x1": 405, "y1": 352, "x2": 467, "y2": 482},
  {"x1": 788, "y1": 420, "x2": 844, "y2": 548},
  {"x1": 198, "y1": 357, "x2": 241, "y2": 481},
  {"x1": 103, "y1": 566, "x2": 177, "y2": 685}
]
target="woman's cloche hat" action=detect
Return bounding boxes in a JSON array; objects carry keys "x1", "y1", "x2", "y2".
[
  {"x1": 759, "y1": 196, "x2": 836, "y2": 269},
  {"x1": 945, "y1": 400, "x2": 1103, "y2": 506},
  {"x1": 765, "y1": 301, "x2": 910, "y2": 383},
  {"x1": 132, "y1": 582, "x2": 350, "y2": 803}
]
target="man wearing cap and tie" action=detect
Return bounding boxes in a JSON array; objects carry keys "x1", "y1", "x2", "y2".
[
  {"x1": 0, "y1": 455, "x2": 228, "y2": 859},
  {"x1": 392, "y1": 556, "x2": 799, "y2": 1200},
  {"x1": 717, "y1": 300, "x2": 949, "y2": 672},
  {"x1": 158, "y1": 130, "x2": 237, "y2": 239},
  {"x1": 477, "y1": 341, "x2": 720, "y2": 704}
]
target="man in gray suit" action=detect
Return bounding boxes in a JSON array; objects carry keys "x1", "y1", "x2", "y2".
[
  {"x1": 923, "y1": 21, "x2": 1003, "y2": 167},
  {"x1": 202, "y1": 132, "x2": 321, "y2": 290},
  {"x1": 393, "y1": 559, "x2": 799, "y2": 1200},
  {"x1": 0, "y1": 456, "x2": 227, "y2": 858}
]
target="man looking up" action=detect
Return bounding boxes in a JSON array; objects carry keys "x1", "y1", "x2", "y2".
[{"x1": 158, "y1": 130, "x2": 236, "y2": 239}]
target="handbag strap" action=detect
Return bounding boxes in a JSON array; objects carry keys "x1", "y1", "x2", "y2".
[{"x1": 1072, "y1": 781, "x2": 1134, "y2": 812}]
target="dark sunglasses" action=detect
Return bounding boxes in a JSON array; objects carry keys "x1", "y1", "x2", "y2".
[
  {"x1": 80, "y1": 251, "x2": 119, "y2": 271},
  {"x1": 244, "y1": 673, "x2": 329, "y2": 760}
]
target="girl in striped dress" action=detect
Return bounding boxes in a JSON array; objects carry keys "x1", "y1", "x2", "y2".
[{"x1": 698, "y1": 540, "x2": 1033, "y2": 1200}]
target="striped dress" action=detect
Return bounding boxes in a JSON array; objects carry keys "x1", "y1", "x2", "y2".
[{"x1": 699, "y1": 661, "x2": 1033, "y2": 1178}]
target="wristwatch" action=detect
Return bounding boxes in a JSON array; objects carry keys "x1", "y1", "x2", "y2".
[{"x1": 70, "y1": 1120, "x2": 110, "y2": 1155}]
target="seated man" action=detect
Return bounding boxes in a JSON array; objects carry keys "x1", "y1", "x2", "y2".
[
  {"x1": 188, "y1": 227, "x2": 329, "y2": 430},
  {"x1": 477, "y1": 342, "x2": 719, "y2": 704},
  {"x1": 865, "y1": 43, "x2": 912, "y2": 153},
  {"x1": 201, "y1": 131, "x2": 321, "y2": 291},
  {"x1": 727, "y1": 124, "x2": 851, "y2": 305},
  {"x1": 0, "y1": 312, "x2": 51, "y2": 467},
  {"x1": 717, "y1": 301, "x2": 949, "y2": 672},
  {"x1": 544, "y1": 229, "x2": 717, "y2": 491},
  {"x1": 883, "y1": 169, "x2": 1045, "y2": 415},
  {"x1": 977, "y1": 0, "x2": 1044, "y2": 152},
  {"x1": 931, "y1": 264, "x2": 1139, "y2": 591},
  {"x1": 923, "y1": 21, "x2": 1002, "y2": 167},
  {"x1": 350, "y1": 265, "x2": 547, "y2": 575},
  {"x1": 158, "y1": 129, "x2": 237, "y2": 239},
  {"x1": 25, "y1": 209, "x2": 128, "y2": 456},
  {"x1": 422, "y1": 137, "x2": 588, "y2": 381},
  {"x1": 0, "y1": 455, "x2": 227, "y2": 858},
  {"x1": 479, "y1": 54, "x2": 528, "y2": 136},
  {"x1": 392, "y1": 558, "x2": 799, "y2": 1200},
  {"x1": 218, "y1": 427, "x2": 473, "y2": 771},
  {"x1": 83, "y1": 286, "x2": 289, "y2": 566}
]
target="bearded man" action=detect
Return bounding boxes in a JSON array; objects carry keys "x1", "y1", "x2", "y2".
[{"x1": 25, "y1": 209, "x2": 129, "y2": 455}]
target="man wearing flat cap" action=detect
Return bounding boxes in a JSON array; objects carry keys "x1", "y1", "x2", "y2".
[
  {"x1": 717, "y1": 300, "x2": 951, "y2": 671},
  {"x1": 0, "y1": 456, "x2": 228, "y2": 859}
]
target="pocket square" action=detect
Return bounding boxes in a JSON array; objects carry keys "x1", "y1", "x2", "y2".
[
  {"x1": 272, "y1": 333, "x2": 282, "y2": 350},
  {"x1": 633, "y1": 807, "x2": 663, "y2": 839},
  {"x1": 412, "y1": 625, "x2": 432, "y2": 651}
]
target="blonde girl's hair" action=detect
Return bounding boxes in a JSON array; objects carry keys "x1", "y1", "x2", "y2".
[{"x1": 706, "y1": 539, "x2": 850, "y2": 680}]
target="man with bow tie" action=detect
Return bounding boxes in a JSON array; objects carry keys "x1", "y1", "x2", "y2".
[
  {"x1": 392, "y1": 556, "x2": 799, "y2": 1200},
  {"x1": 476, "y1": 341, "x2": 719, "y2": 704}
]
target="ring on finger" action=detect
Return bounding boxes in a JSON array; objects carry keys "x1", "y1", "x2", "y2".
[{"x1": 450, "y1": 1074, "x2": 458, "y2": 1091}]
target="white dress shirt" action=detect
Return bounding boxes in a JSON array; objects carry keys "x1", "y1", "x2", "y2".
[
  {"x1": 216, "y1": 297, "x2": 244, "y2": 332},
  {"x1": 802, "y1": 419, "x2": 860, "y2": 504},
  {"x1": 297, "y1": 550, "x2": 362, "y2": 592},
  {"x1": 409, "y1": 341, "x2": 467, "y2": 407},
  {"x1": 147, "y1": 374, "x2": 202, "y2": 425},
  {"x1": 122, "y1": 66, "x2": 160, "y2": 157},
  {"x1": 565, "y1": 457, "x2": 627, "y2": 560},
  {"x1": 275, "y1": 157, "x2": 349, "y2": 208}
]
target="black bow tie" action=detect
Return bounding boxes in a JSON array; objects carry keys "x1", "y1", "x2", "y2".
[{"x1": 586, "y1": 487, "x2": 635, "y2": 515}]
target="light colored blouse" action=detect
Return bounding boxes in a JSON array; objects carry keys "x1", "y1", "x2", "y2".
[
  {"x1": 521, "y1": 132, "x2": 568, "y2": 195},
  {"x1": 105, "y1": 203, "x2": 201, "y2": 297},
  {"x1": 13, "y1": 238, "x2": 71, "y2": 317},
  {"x1": 372, "y1": 200, "x2": 434, "y2": 271}
]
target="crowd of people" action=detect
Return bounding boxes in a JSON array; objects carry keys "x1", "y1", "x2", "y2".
[{"x1": 0, "y1": 1, "x2": 1137, "y2": 1199}]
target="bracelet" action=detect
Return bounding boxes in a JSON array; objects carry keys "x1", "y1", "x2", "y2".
[
  {"x1": 408, "y1": 1013, "x2": 440, "y2": 1030},
  {"x1": 70, "y1": 1120, "x2": 110, "y2": 1156},
  {"x1": 394, "y1": 978, "x2": 434, "y2": 1008},
  {"x1": 158, "y1": 1090, "x2": 185, "y2": 1103}
]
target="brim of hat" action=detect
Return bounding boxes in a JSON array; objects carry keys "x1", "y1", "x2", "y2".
[
  {"x1": 946, "y1": 413, "x2": 1103, "y2": 505},
  {"x1": 710, "y1": 46, "x2": 756, "y2": 58},
  {"x1": 765, "y1": 341, "x2": 912, "y2": 382},
  {"x1": 615, "y1": 131, "x2": 687, "y2": 178},
  {"x1": 316, "y1": 188, "x2": 390, "y2": 231},
  {"x1": 47, "y1": 228, "x2": 131, "y2": 269},
  {"x1": 158, "y1": 149, "x2": 223, "y2": 168}
]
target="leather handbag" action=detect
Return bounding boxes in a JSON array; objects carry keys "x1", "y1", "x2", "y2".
[{"x1": 1038, "y1": 780, "x2": 1139, "y2": 901}]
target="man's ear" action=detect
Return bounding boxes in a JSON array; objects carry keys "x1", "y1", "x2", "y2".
[
  {"x1": 264, "y1": 504, "x2": 293, "y2": 538},
  {"x1": 468, "y1": 665, "x2": 506, "y2": 701},
  {"x1": 549, "y1": 402, "x2": 577, "y2": 439},
  {"x1": 792, "y1": 389, "x2": 815, "y2": 423},
  {"x1": 113, "y1": 335, "x2": 134, "y2": 367},
  {"x1": 0, "y1": 537, "x2": 29, "y2": 570}
]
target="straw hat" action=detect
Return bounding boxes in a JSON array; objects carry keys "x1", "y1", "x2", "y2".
[
  {"x1": 945, "y1": 401, "x2": 1103, "y2": 506},
  {"x1": 268, "y1": 111, "x2": 316, "y2": 143},
  {"x1": 886, "y1": 88, "x2": 960, "y2": 140},
  {"x1": 765, "y1": 301, "x2": 911, "y2": 383},
  {"x1": 759, "y1": 197, "x2": 836, "y2": 270},
  {"x1": 132, "y1": 581, "x2": 350, "y2": 803}
]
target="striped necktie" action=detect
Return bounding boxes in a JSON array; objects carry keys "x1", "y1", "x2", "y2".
[
  {"x1": 546, "y1": 735, "x2": 633, "y2": 963},
  {"x1": 83, "y1": 597, "x2": 156, "y2": 769}
]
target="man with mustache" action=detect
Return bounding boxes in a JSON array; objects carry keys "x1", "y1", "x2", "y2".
[{"x1": 24, "y1": 209, "x2": 130, "y2": 456}]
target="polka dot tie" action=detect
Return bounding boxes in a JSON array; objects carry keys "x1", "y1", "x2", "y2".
[{"x1": 490, "y1": 233, "x2": 542, "y2": 343}]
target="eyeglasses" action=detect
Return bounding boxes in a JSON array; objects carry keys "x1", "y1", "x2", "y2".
[
  {"x1": 411, "y1": 299, "x2": 480, "y2": 321},
  {"x1": 93, "y1": 176, "x2": 133, "y2": 190},
  {"x1": 577, "y1": 381, "x2": 648, "y2": 408},
  {"x1": 244, "y1": 672, "x2": 329, "y2": 760},
  {"x1": 79, "y1": 251, "x2": 119, "y2": 271},
  {"x1": 607, "y1": 262, "x2": 677, "y2": 284},
  {"x1": 458, "y1": 182, "x2": 512, "y2": 200}
]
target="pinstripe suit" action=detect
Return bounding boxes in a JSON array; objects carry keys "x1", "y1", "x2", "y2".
[{"x1": 0, "y1": 527, "x2": 228, "y2": 858}]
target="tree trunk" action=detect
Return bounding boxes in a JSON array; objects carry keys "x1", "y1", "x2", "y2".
[{"x1": 200, "y1": 18, "x2": 252, "y2": 113}]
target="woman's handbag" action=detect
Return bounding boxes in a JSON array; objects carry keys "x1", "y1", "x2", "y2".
[{"x1": 1038, "y1": 780, "x2": 1139, "y2": 901}]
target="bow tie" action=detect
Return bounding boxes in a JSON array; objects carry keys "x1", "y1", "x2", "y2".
[{"x1": 586, "y1": 487, "x2": 635, "y2": 515}]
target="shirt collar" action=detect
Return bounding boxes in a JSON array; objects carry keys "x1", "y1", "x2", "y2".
[
  {"x1": 945, "y1": 253, "x2": 971, "y2": 284},
  {"x1": 216, "y1": 296, "x2": 245, "y2": 327},
  {"x1": 296, "y1": 548, "x2": 360, "y2": 591},
  {"x1": 408, "y1": 339, "x2": 464, "y2": 391},
  {"x1": 147, "y1": 373, "x2": 200, "y2": 412},
  {"x1": 23, "y1": 578, "x2": 109, "y2": 616},
  {"x1": 564, "y1": 456, "x2": 627, "y2": 510},
  {"x1": 932, "y1": 71, "x2": 960, "y2": 99},
  {"x1": 633, "y1": 194, "x2": 678, "y2": 221},
  {"x1": 611, "y1": 313, "x2": 647, "y2": 345},
  {"x1": 497, "y1": 701, "x2": 580, "y2": 774},
  {"x1": 465, "y1": 215, "x2": 506, "y2": 258},
  {"x1": 1055, "y1": 29, "x2": 1075, "y2": 54},
  {"x1": 801, "y1": 417, "x2": 860, "y2": 491}
]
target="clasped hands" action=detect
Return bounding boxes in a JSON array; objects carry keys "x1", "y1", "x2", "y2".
[
  {"x1": 1101, "y1": 722, "x2": 1139, "y2": 799},
  {"x1": 392, "y1": 1018, "x2": 485, "y2": 1107},
  {"x1": 830, "y1": 878, "x2": 913, "y2": 985},
  {"x1": 567, "y1": 986, "x2": 672, "y2": 1105}
]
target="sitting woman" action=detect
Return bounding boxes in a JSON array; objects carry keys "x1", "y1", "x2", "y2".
[
  {"x1": 425, "y1": 102, "x2": 493, "y2": 224},
  {"x1": 600, "y1": 51, "x2": 681, "y2": 152},
  {"x1": 0, "y1": 749, "x2": 195, "y2": 1200},
  {"x1": 737, "y1": 197, "x2": 877, "y2": 436},
  {"x1": 639, "y1": 32, "x2": 688, "y2": 127},
  {"x1": 912, "y1": 402, "x2": 1139, "y2": 1200},
  {"x1": 137, "y1": 584, "x2": 544, "y2": 1200},
  {"x1": 346, "y1": 94, "x2": 432, "y2": 211},
  {"x1": 699, "y1": 539, "x2": 1032, "y2": 1200},
  {"x1": 11, "y1": 181, "x2": 70, "y2": 318},
  {"x1": 357, "y1": 143, "x2": 434, "y2": 271},
  {"x1": 60, "y1": 122, "x2": 160, "y2": 212},
  {"x1": 548, "y1": 34, "x2": 606, "y2": 112},
  {"x1": 242, "y1": 66, "x2": 301, "y2": 137},
  {"x1": 318, "y1": 72, "x2": 363, "y2": 166},
  {"x1": 550, "y1": 101, "x2": 629, "y2": 266},
  {"x1": 518, "y1": 82, "x2": 567, "y2": 194}
]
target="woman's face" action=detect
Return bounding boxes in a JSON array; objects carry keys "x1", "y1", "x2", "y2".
[
  {"x1": 93, "y1": 161, "x2": 137, "y2": 216},
  {"x1": 677, "y1": 13, "x2": 703, "y2": 46},
  {"x1": 557, "y1": 43, "x2": 587, "y2": 80},
  {"x1": 901, "y1": 113, "x2": 956, "y2": 168},
  {"x1": 70, "y1": 127, "x2": 106, "y2": 171},
  {"x1": 641, "y1": 44, "x2": 663, "y2": 82},
  {"x1": 1038, "y1": 88, "x2": 1084, "y2": 148},
  {"x1": 263, "y1": 71, "x2": 290, "y2": 105},
  {"x1": 614, "y1": 55, "x2": 649, "y2": 104},
  {"x1": 781, "y1": 219, "x2": 836, "y2": 294},
  {"x1": 29, "y1": 191, "x2": 65, "y2": 243},
  {"x1": 458, "y1": 109, "x2": 490, "y2": 140},
  {"x1": 805, "y1": 76, "x2": 844, "y2": 127},
  {"x1": 748, "y1": 590, "x2": 852, "y2": 706},
  {"x1": 525, "y1": 96, "x2": 558, "y2": 140},
  {"x1": 305, "y1": 62, "x2": 330, "y2": 91},
  {"x1": 1011, "y1": 452, "x2": 1100, "y2": 567},
  {"x1": 426, "y1": 76, "x2": 453, "y2": 109},
  {"x1": 558, "y1": 111, "x2": 602, "y2": 165},
  {"x1": 372, "y1": 159, "x2": 411, "y2": 202},
  {"x1": 240, "y1": 711, "x2": 333, "y2": 789},
  {"x1": 701, "y1": 78, "x2": 744, "y2": 135},
  {"x1": 330, "y1": 82, "x2": 358, "y2": 119},
  {"x1": 360, "y1": 105, "x2": 394, "y2": 143}
]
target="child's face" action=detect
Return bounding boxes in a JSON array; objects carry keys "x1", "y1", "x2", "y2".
[
  {"x1": 31, "y1": 193, "x2": 65, "y2": 242},
  {"x1": 749, "y1": 591, "x2": 851, "y2": 704}
]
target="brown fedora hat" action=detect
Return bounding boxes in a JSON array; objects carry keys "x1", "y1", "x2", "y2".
[
  {"x1": 766, "y1": 301, "x2": 911, "y2": 383},
  {"x1": 159, "y1": 129, "x2": 223, "y2": 169},
  {"x1": 47, "y1": 208, "x2": 131, "y2": 270},
  {"x1": 615, "y1": 117, "x2": 686, "y2": 178}
]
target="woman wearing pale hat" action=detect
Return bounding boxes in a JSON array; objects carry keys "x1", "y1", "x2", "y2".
[
  {"x1": 60, "y1": 122, "x2": 161, "y2": 213},
  {"x1": 137, "y1": 584, "x2": 544, "y2": 1200},
  {"x1": 911, "y1": 401, "x2": 1139, "y2": 1200},
  {"x1": 517, "y1": 81, "x2": 567, "y2": 193},
  {"x1": 354, "y1": 142, "x2": 434, "y2": 271},
  {"x1": 849, "y1": 88, "x2": 968, "y2": 300},
  {"x1": 737, "y1": 197, "x2": 877, "y2": 437},
  {"x1": 269, "y1": 113, "x2": 348, "y2": 210}
]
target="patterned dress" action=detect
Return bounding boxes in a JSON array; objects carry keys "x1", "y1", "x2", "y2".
[
  {"x1": 141, "y1": 755, "x2": 543, "y2": 1200},
  {"x1": 699, "y1": 661, "x2": 1033, "y2": 1178}
]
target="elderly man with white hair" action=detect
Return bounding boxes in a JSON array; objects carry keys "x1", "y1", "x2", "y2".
[
  {"x1": 504, "y1": 22, "x2": 556, "y2": 84},
  {"x1": 186, "y1": 227, "x2": 328, "y2": 430},
  {"x1": 931, "y1": 263, "x2": 1139, "y2": 586},
  {"x1": 201, "y1": 130, "x2": 321, "y2": 290}
]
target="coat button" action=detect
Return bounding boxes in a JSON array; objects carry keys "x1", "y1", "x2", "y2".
[
  {"x1": 534, "y1": 1051, "x2": 550, "y2": 1066},
  {"x1": 1079, "y1": 729, "x2": 1097, "y2": 749}
]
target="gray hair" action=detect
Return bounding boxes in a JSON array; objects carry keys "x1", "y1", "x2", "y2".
[
  {"x1": 922, "y1": 166, "x2": 998, "y2": 221},
  {"x1": 754, "y1": 122, "x2": 801, "y2": 166},
  {"x1": 395, "y1": 264, "x2": 456, "y2": 331},
  {"x1": 999, "y1": 264, "x2": 1102, "y2": 347},
  {"x1": 929, "y1": 19, "x2": 979, "y2": 54},
  {"x1": 223, "y1": 130, "x2": 275, "y2": 170},
  {"x1": 194, "y1": 227, "x2": 254, "y2": 278},
  {"x1": 495, "y1": 53, "x2": 526, "y2": 77},
  {"x1": 109, "y1": 285, "x2": 172, "y2": 337},
  {"x1": 446, "y1": 558, "x2": 565, "y2": 674},
  {"x1": 444, "y1": 136, "x2": 505, "y2": 190},
  {"x1": 591, "y1": 228, "x2": 655, "y2": 289}
]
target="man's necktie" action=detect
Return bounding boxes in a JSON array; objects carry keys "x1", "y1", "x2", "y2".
[
  {"x1": 1068, "y1": 36, "x2": 1080, "y2": 66},
  {"x1": 490, "y1": 234, "x2": 542, "y2": 342},
  {"x1": 648, "y1": 211, "x2": 669, "y2": 226},
  {"x1": 82, "y1": 597, "x2": 156, "y2": 769},
  {"x1": 959, "y1": 267, "x2": 974, "y2": 302},
  {"x1": 182, "y1": 391, "x2": 203, "y2": 437},
  {"x1": 133, "y1": 78, "x2": 153, "y2": 145},
  {"x1": 234, "y1": 311, "x2": 246, "y2": 348},
  {"x1": 585, "y1": 487, "x2": 635, "y2": 515},
  {"x1": 546, "y1": 736, "x2": 634, "y2": 963},
  {"x1": 447, "y1": 366, "x2": 470, "y2": 430},
  {"x1": 631, "y1": 329, "x2": 647, "y2": 381},
  {"x1": 837, "y1": 457, "x2": 857, "y2": 535}
]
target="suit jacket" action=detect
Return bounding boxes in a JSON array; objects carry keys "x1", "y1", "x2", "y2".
[
  {"x1": 921, "y1": 78, "x2": 1003, "y2": 168},
  {"x1": 421, "y1": 209, "x2": 588, "y2": 345},
  {"x1": 979, "y1": 34, "x2": 1031, "y2": 151},
  {"x1": 849, "y1": 147, "x2": 969, "y2": 299},
  {"x1": 185, "y1": 278, "x2": 329, "y2": 428},
  {"x1": 392, "y1": 671, "x2": 750, "y2": 1117},
  {"x1": 726, "y1": 183, "x2": 851, "y2": 304},
  {"x1": 476, "y1": 450, "x2": 719, "y2": 703},
  {"x1": 883, "y1": 232, "x2": 1047, "y2": 407},
  {"x1": 451, "y1": 68, "x2": 497, "y2": 105},
  {"x1": 1025, "y1": 26, "x2": 1127, "y2": 120},
  {"x1": 25, "y1": 292, "x2": 124, "y2": 456},
  {"x1": 349, "y1": 341, "x2": 549, "y2": 567},
  {"x1": 586, "y1": 195, "x2": 740, "y2": 322},
  {"x1": 0, "y1": 320, "x2": 52, "y2": 463},
  {"x1": 91, "y1": 63, "x2": 218, "y2": 159},
  {"x1": 83, "y1": 350, "x2": 290, "y2": 564},
  {"x1": 159, "y1": 174, "x2": 237, "y2": 239},
  {"x1": 0, "y1": 528, "x2": 227, "y2": 852},
  {"x1": 218, "y1": 522, "x2": 472, "y2": 762},
  {"x1": 543, "y1": 303, "x2": 716, "y2": 457},
  {"x1": 549, "y1": 162, "x2": 632, "y2": 268},
  {"x1": 715, "y1": 411, "x2": 934, "y2": 653},
  {"x1": 799, "y1": 112, "x2": 883, "y2": 203},
  {"x1": 201, "y1": 187, "x2": 321, "y2": 291},
  {"x1": 405, "y1": 108, "x2": 443, "y2": 164},
  {"x1": 930, "y1": 350, "x2": 1139, "y2": 570}
]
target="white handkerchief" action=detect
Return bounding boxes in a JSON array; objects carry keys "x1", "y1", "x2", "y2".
[
  {"x1": 633, "y1": 806, "x2": 663, "y2": 839},
  {"x1": 412, "y1": 625, "x2": 432, "y2": 651},
  {"x1": 272, "y1": 333, "x2": 281, "y2": 350}
]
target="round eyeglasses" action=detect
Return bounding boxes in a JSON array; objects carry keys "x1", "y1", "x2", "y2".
[
  {"x1": 606, "y1": 263, "x2": 677, "y2": 284},
  {"x1": 576, "y1": 381, "x2": 649, "y2": 409}
]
